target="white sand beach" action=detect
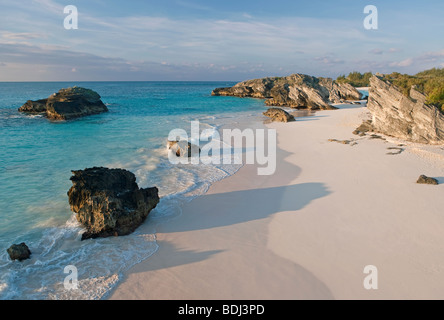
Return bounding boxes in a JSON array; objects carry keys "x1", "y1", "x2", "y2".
[{"x1": 110, "y1": 103, "x2": 444, "y2": 300}]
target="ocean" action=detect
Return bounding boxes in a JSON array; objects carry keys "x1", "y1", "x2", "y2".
[{"x1": 0, "y1": 81, "x2": 267, "y2": 299}]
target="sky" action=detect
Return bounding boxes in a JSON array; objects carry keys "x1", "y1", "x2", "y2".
[{"x1": 0, "y1": 0, "x2": 443, "y2": 81}]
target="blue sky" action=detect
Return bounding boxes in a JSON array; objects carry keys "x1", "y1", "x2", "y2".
[{"x1": 0, "y1": 0, "x2": 443, "y2": 81}]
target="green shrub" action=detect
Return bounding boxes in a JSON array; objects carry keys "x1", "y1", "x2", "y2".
[
  {"x1": 381, "y1": 68, "x2": 444, "y2": 111},
  {"x1": 336, "y1": 71, "x2": 373, "y2": 87}
]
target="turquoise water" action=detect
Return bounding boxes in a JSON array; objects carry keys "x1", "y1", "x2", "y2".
[{"x1": 0, "y1": 82, "x2": 267, "y2": 299}]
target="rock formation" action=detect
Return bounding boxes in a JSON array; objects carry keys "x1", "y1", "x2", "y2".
[
  {"x1": 67, "y1": 167, "x2": 160, "y2": 240},
  {"x1": 353, "y1": 120, "x2": 373, "y2": 136},
  {"x1": 367, "y1": 75, "x2": 444, "y2": 144},
  {"x1": 7, "y1": 243, "x2": 31, "y2": 261},
  {"x1": 263, "y1": 108, "x2": 295, "y2": 123},
  {"x1": 212, "y1": 74, "x2": 362, "y2": 110},
  {"x1": 167, "y1": 140, "x2": 201, "y2": 157},
  {"x1": 19, "y1": 87, "x2": 108, "y2": 120}
]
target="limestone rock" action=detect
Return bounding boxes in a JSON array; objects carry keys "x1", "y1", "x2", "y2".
[
  {"x1": 19, "y1": 99, "x2": 48, "y2": 114},
  {"x1": 7, "y1": 243, "x2": 31, "y2": 261},
  {"x1": 367, "y1": 75, "x2": 444, "y2": 144},
  {"x1": 353, "y1": 120, "x2": 374, "y2": 136},
  {"x1": 212, "y1": 74, "x2": 362, "y2": 110},
  {"x1": 167, "y1": 140, "x2": 201, "y2": 157},
  {"x1": 19, "y1": 87, "x2": 108, "y2": 120},
  {"x1": 417, "y1": 175, "x2": 439, "y2": 185},
  {"x1": 263, "y1": 108, "x2": 295, "y2": 123},
  {"x1": 67, "y1": 167, "x2": 159, "y2": 240}
]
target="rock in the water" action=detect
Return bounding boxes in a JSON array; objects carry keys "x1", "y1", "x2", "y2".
[
  {"x1": 67, "y1": 167, "x2": 160, "y2": 240},
  {"x1": 19, "y1": 87, "x2": 108, "y2": 120},
  {"x1": 212, "y1": 74, "x2": 362, "y2": 110},
  {"x1": 367, "y1": 75, "x2": 444, "y2": 144},
  {"x1": 7, "y1": 243, "x2": 31, "y2": 261},
  {"x1": 416, "y1": 175, "x2": 439, "y2": 185},
  {"x1": 263, "y1": 108, "x2": 295, "y2": 123},
  {"x1": 19, "y1": 99, "x2": 48, "y2": 114},
  {"x1": 167, "y1": 140, "x2": 201, "y2": 157}
]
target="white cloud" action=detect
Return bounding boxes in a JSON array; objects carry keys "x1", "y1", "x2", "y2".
[
  {"x1": 314, "y1": 56, "x2": 345, "y2": 65},
  {"x1": 369, "y1": 48, "x2": 384, "y2": 55},
  {"x1": 1, "y1": 32, "x2": 45, "y2": 40},
  {"x1": 389, "y1": 49, "x2": 444, "y2": 69},
  {"x1": 390, "y1": 58, "x2": 413, "y2": 67},
  {"x1": 388, "y1": 48, "x2": 401, "y2": 53}
]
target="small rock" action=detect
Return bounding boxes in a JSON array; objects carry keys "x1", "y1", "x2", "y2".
[
  {"x1": 353, "y1": 120, "x2": 373, "y2": 136},
  {"x1": 263, "y1": 108, "x2": 295, "y2": 123},
  {"x1": 7, "y1": 243, "x2": 31, "y2": 261},
  {"x1": 369, "y1": 134, "x2": 386, "y2": 141},
  {"x1": 167, "y1": 140, "x2": 201, "y2": 157},
  {"x1": 328, "y1": 139, "x2": 351, "y2": 145},
  {"x1": 386, "y1": 147, "x2": 404, "y2": 155},
  {"x1": 416, "y1": 175, "x2": 439, "y2": 185}
]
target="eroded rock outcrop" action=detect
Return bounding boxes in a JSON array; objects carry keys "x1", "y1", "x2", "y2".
[
  {"x1": 367, "y1": 75, "x2": 444, "y2": 144},
  {"x1": 212, "y1": 74, "x2": 362, "y2": 110},
  {"x1": 67, "y1": 167, "x2": 159, "y2": 240},
  {"x1": 19, "y1": 87, "x2": 108, "y2": 120},
  {"x1": 263, "y1": 108, "x2": 295, "y2": 123}
]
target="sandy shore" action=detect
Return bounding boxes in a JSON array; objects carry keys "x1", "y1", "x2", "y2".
[{"x1": 110, "y1": 103, "x2": 444, "y2": 300}]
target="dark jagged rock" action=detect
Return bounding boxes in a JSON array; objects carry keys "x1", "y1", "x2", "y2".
[
  {"x1": 263, "y1": 108, "x2": 295, "y2": 123},
  {"x1": 19, "y1": 99, "x2": 48, "y2": 114},
  {"x1": 67, "y1": 167, "x2": 159, "y2": 240},
  {"x1": 7, "y1": 243, "x2": 31, "y2": 261},
  {"x1": 19, "y1": 87, "x2": 108, "y2": 120},
  {"x1": 212, "y1": 74, "x2": 362, "y2": 110},
  {"x1": 416, "y1": 175, "x2": 439, "y2": 185},
  {"x1": 167, "y1": 140, "x2": 201, "y2": 157},
  {"x1": 367, "y1": 75, "x2": 444, "y2": 144}
]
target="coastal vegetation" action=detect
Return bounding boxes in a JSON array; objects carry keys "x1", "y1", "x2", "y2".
[
  {"x1": 338, "y1": 68, "x2": 444, "y2": 111},
  {"x1": 336, "y1": 71, "x2": 373, "y2": 87},
  {"x1": 381, "y1": 68, "x2": 444, "y2": 111}
]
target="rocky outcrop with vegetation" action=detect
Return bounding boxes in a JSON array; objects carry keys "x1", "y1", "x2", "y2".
[
  {"x1": 366, "y1": 74, "x2": 444, "y2": 144},
  {"x1": 212, "y1": 74, "x2": 362, "y2": 110}
]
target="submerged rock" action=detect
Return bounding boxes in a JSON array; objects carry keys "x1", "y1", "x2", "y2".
[
  {"x1": 367, "y1": 75, "x2": 444, "y2": 144},
  {"x1": 263, "y1": 108, "x2": 295, "y2": 123},
  {"x1": 19, "y1": 87, "x2": 108, "y2": 120},
  {"x1": 212, "y1": 74, "x2": 362, "y2": 110},
  {"x1": 417, "y1": 175, "x2": 439, "y2": 185},
  {"x1": 7, "y1": 243, "x2": 31, "y2": 261},
  {"x1": 67, "y1": 167, "x2": 159, "y2": 240}
]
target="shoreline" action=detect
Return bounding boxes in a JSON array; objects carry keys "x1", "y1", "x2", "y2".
[{"x1": 110, "y1": 103, "x2": 444, "y2": 300}]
